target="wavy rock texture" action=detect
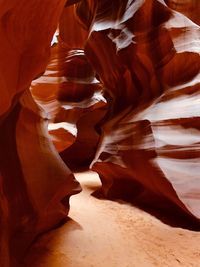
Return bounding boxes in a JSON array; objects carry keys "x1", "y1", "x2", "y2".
[
  {"x1": 165, "y1": 0, "x2": 200, "y2": 25},
  {"x1": 58, "y1": 5, "x2": 107, "y2": 169},
  {"x1": 32, "y1": 44, "x2": 107, "y2": 170},
  {"x1": 0, "y1": 1, "x2": 81, "y2": 266},
  {"x1": 73, "y1": 0, "x2": 200, "y2": 221},
  {"x1": 0, "y1": 0, "x2": 200, "y2": 266},
  {"x1": 0, "y1": 91, "x2": 80, "y2": 266},
  {"x1": 31, "y1": 4, "x2": 107, "y2": 170},
  {"x1": 57, "y1": 49, "x2": 107, "y2": 170}
]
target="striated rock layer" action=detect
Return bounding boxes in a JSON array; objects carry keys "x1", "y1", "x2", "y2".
[
  {"x1": 31, "y1": 43, "x2": 107, "y2": 170},
  {"x1": 31, "y1": 3, "x2": 108, "y2": 170},
  {"x1": 0, "y1": 1, "x2": 81, "y2": 266},
  {"x1": 57, "y1": 49, "x2": 107, "y2": 169},
  {"x1": 165, "y1": 0, "x2": 200, "y2": 25},
  {"x1": 73, "y1": 0, "x2": 200, "y2": 221},
  {"x1": 0, "y1": 0, "x2": 200, "y2": 266},
  {"x1": 57, "y1": 4, "x2": 108, "y2": 169}
]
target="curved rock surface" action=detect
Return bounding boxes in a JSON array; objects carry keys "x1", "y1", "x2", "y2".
[
  {"x1": 58, "y1": 4, "x2": 108, "y2": 169},
  {"x1": 0, "y1": 0, "x2": 200, "y2": 266},
  {"x1": 32, "y1": 45, "x2": 107, "y2": 170},
  {"x1": 31, "y1": 28, "x2": 107, "y2": 170},
  {"x1": 0, "y1": 1, "x2": 81, "y2": 266},
  {"x1": 165, "y1": 0, "x2": 200, "y2": 25},
  {"x1": 73, "y1": 0, "x2": 200, "y2": 221},
  {"x1": 57, "y1": 49, "x2": 107, "y2": 170}
]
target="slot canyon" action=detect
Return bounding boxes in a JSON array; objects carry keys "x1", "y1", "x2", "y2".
[{"x1": 0, "y1": 0, "x2": 200, "y2": 266}]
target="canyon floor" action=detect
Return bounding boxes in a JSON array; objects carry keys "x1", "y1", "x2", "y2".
[{"x1": 25, "y1": 171, "x2": 200, "y2": 267}]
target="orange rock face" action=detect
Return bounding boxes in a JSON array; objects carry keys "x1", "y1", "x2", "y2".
[
  {"x1": 0, "y1": 1, "x2": 81, "y2": 266},
  {"x1": 74, "y1": 0, "x2": 200, "y2": 221},
  {"x1": 0, "y1": 0, "x2": 200, "y2": 266},
  {"x1": 31, "y1": 3, "x2": 108, "y2": 170},
  {"x1": 32, "y1": 43, "x2": 107, "y2": 170},
  {"x1": 165, "y1": 0, "x2": 200, "y2": 25}
]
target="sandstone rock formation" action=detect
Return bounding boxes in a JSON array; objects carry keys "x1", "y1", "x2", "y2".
[
  {"x1": 165, "y1": 0, "x2": 200, "y2": 25},
  {"x1": 31, "y1": 4, "x2": 108, "y2": 170},
  {"x1": 0, "y1": 0, "x2": 200, "y2": 266},
  {"x1": 31, "y1": 44, "x2": 107, "y2": 170},
  {"x1": 0, "y1": 1, "x2": 81, "y2": 266},
  {"x1": 56, "y1": 48, "x2": 107, "y2": 169},
  {"x1": 74, "y1": 0, "x2": 200, "y2": 221}
]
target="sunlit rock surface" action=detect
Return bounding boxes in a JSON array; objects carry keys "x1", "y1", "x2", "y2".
[
  {"x1": 31, "y1": 4, "x2": 108, "y2": 170},
  {"x1": 57, "y1": 50, "x2": 107, "y2": 170},
  {"x1": 73, "y1": 0, "x2": 200, "y2": 220},
  {"x1": 58, "y1": 4, "x2": 107, "y2": 169},
  {"x1": 165, "y1": 0, "x2": 200, "y2": 25},
  {"x1": 0, "y1": 0, "x2": 200, "y2": 266},
  {"x1": 32, "y1": 44, "x2": 107, "y2": 170}
]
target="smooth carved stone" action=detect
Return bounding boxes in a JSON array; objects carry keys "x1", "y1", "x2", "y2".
[
  {"x1": 65, "y1": 0, "x2": 82, "y2": 7},
  {"x1": 33, "y1": 0, "x2": 108, "y2": 170},
  {"x1": 0, "y1": 1, "x2": 82, "y2": 266},
  {"x1": 58, "y1": 88, "x2": 107, "y2": 170},
  {"x1": 31, "y1": 44, "x2": 77, "y2": 153},
  {"x1": 32, "y1": 3, "x2": 107, "y2": 170},
  {"x1": 165, "y1": 0, "x2": 200, "y2": 25},
  {"x1": 59, "y1": 5, "x2": 88, "y2": 49},
  {"x1": 0, "y1": 1, "x2": 200, "y2": 266},
  {"x1": 0, "y1": 90, "x2": 81, "y2": 267},
  {"x1": 54, "y1": 48, "x2": 107, "y2": 169},
  {"x1": 57, "y1": 49, "x2": 97, "y2": 102},
  {"x1": 17, "y1": 91, "x2": 81, "y2": 231},
  {"x1": 0, "y1": 0, "x2": 66, "y2": 118},
  {"x1": 49, "y1": 122, "x2": 77, "y2": 152},
  {"x1": 75, "y1": 0, "x2": 200, "y2": 221},
  {"x1": 31, "y1": 42, "x2": 107, "y2": 169}
]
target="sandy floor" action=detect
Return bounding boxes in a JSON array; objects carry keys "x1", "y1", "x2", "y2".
[{"x1": 25, "y1": 171, "x2": 200, "y2": 267}]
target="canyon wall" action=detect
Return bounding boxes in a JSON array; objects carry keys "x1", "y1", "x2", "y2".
[
  {"x1": 75, "y1": 0, "x2": 200, "y2": 220},
  {"x1": 0, "y1": 0, "x2": 200, "y2": 266},
  {"x1": 0, "y1": 1, "x2": 81, "y2": 266}
]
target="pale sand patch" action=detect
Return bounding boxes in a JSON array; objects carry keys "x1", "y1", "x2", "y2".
[{"x1": 25, "y1": 171, "x2": 200, "y2": 267}]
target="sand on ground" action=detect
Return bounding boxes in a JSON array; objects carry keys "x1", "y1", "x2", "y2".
[{"x1": 25, "y1": 171, "x2": 200, "y2": 267}]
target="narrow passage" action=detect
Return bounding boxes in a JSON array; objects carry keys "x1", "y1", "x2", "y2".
[{"x1": 25, "y1": 172, "x2": 200, "y2": 267}]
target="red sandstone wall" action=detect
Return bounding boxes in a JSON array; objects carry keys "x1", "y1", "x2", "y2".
[
  {"x1": 0, "y1": 1, "x2": 81, "y2": 266},
  {"x1": 0, "y1": 0, "x2": 200, "y2": 266},
  {"x1": 75, "y1": 0, "x2": 200, "y2": 220}
]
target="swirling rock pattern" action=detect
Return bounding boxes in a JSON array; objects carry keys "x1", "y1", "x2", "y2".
[
  {"x1": 0, "y1": 1, "x2": 81, "y2": 266},
  {"x1": 0, "y1": 0, "x2": 200, "y2": 266},
  {"x1": 32, "y1": 44, "x2": 107, "y2": 170},
  {"x1": 57, "y1": 48, "x2": 107, "y2": 170},
  {"x1": 74, "y1": 0, "x2": 200, "y2": 221},
  {"x1": 165, "y1": 0, "x2": 200, "y2": 25},
  {"x1": 31, "y1": 4, "x2": 108, "y2": 170},
  {"x1": 57, "y1": 4, "x2": 108, "y2": 169}
]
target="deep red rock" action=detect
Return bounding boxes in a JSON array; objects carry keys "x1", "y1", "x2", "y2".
[
  {"x1": 0, "y1": 1, "x2": 81, "y2": 266},
  {"x1": 165, "y1": 0, "x2": 200, "y2": 25},
  {"x1": 0, "y1": 1, "x2": 200, "y2": 266},
  {"x1": 75, "y1": 0, "x2": 200, "y2": 221}
]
